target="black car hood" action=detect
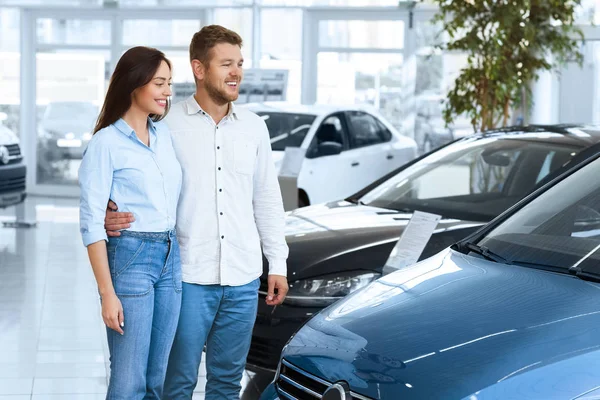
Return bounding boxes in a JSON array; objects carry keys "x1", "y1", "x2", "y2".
[
  {"x1": 282, "y1": 249, "x2": 600, "y2": 399},
  {"x1": 274, "y1": 202, "x2": 483, "y2": 280}
]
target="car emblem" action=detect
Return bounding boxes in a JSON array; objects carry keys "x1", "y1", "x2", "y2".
[
  {"x1": 323, "y1": 382, "x2": 350, "y2": 400},
  {"x1": 0, "y1": 146, "x2": 9, "y2": 165}
]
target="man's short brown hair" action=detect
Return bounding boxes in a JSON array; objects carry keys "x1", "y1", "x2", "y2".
[{"x1": 189, "y1": 25, "x2": 243, "y2": 65}]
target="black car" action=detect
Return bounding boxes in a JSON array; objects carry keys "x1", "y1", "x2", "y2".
[{"x1": 247, "y1": 124, "x2": 600, "y2": 372}]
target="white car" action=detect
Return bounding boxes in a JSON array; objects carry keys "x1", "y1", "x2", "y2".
[
  {"x1": 243, "y1": 103, "x2": 417, "y2": 206},
  {"x1": 0, "y1": 112, "x2": 26, "y2": 208}
]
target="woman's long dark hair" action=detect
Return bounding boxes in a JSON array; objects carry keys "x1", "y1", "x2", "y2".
[{"x1": 93, "y1": 46, "x2": 172, "y2": 134}]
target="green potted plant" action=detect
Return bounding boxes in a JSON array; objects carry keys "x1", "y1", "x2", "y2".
[{"x1": 429, "y1": 0, "x2": 584, "y2": 132}]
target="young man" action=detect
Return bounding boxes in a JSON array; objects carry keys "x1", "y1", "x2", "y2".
[{"x1": 103, "y1": 25, "x2": 289, "y2": 399}]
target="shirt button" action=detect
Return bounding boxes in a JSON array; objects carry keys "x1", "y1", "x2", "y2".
[
  {"x1": 221, "y1": 235, "x2": 225, "y2": 239},
  {"x1": 220, "y1": 212, "x2": 223, "y2": 216},
  {"x1": 218, "y1": 167, "x2": 221, "y2": 171},
  {"x1": 219, "y1": 189, "x2": 222, "y2": 192},
  {"x1": 217, "y1": 146, "x2": 221, "y2": 150}
]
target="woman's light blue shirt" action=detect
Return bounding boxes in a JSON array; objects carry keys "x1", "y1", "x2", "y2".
[{"x1": 79, "y1": 118, "x2": 182, "y2": 247}]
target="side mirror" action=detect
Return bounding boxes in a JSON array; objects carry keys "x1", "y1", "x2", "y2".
[{"x1": 317, "y1": 141, "x2": 343, "y2": 157}]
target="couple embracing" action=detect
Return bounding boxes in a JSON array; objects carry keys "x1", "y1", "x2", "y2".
[{"x1": 79, "y1": 24, "x2": 288, "y2": 399}]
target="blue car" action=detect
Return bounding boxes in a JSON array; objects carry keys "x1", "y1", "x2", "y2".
[{"x1": 261, "y1": 145, "x2": 600, "y2": 399}]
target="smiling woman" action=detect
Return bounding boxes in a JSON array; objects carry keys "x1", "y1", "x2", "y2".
[{"x1": 78, "y1": 45, "x2": 182, "y2": 399}]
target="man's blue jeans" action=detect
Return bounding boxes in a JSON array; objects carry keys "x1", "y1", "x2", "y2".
[
  {"x1": 104, "y1": 230, "x2": 182, "y2": 400},
  {"x1": 164, "y1": 278, "x2": 260, "y2": 399}
]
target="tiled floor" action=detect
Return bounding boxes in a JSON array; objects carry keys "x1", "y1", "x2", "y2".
[{"x1": 0, "y1": 197, "x2": 274, "y2": 399}]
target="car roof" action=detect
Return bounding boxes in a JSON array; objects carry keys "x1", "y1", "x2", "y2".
[
  {"x1": 464, "y1": 124, "x2": 600, "y2": 148},
  {"x1": 240, "y1": 102, "x2": 378, "y2": 117}
]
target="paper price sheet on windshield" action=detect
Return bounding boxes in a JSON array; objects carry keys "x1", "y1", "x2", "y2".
[
  {"x1": 384, "y1": 211, "x2": 442, "y2": 274},
  {"x1": 279, "y1": 147, "x2": 306, "y2": 178}
]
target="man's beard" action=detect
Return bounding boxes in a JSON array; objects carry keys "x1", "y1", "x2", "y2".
[{"x1": 204, "y1": 78, "x2": 239, "y2": 105}]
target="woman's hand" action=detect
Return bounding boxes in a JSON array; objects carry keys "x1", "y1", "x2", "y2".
[{"x1": 102, "y1": 292, "x2": 124, "y2": 335}]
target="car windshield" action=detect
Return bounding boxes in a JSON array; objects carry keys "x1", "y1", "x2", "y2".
[
  {"x1": 257, "y1": 112, "x2": 316, "y2": 151},
  {"x1": 477, "y1": 156, "x2": 600, "y2": 274},
  {"x1": 360, "y1": 136, "x2": 579, "y2": 221}
]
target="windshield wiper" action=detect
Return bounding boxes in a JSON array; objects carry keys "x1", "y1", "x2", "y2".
[
  {"x1": 457, "y1": 242, "x2": 513, "y2": 265},
  {"x1": 346, "y1": 197, "x2": 365, "y2": 205},
  {"x1": 573, "y1": 270, "x2": 600, "y2": 283}
]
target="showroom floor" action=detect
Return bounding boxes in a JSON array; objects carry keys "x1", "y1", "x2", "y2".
[{"x1": 0, "y1": 196, "x2": 274, "y2": 399}]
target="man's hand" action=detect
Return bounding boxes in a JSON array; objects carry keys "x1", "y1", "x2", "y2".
[
  {"x1": 266, "y1": 275, "x2": 288, "y2": 306},
  {"x1": 104, "y1": 200, "x2": 135, "y2": 237}
]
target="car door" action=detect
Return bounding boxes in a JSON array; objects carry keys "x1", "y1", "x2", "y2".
[
  {"x1": 298, "y1": 113, "x2": 355, "y2": 205},
  {"x1": 344, "y1": 110, "x2": 394, "y2": 189}
]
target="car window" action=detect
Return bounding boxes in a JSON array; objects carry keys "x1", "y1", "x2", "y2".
[
  {"x1": 257, "y1": 112, "x2": 316, "y2": 151},
  {"x1": 360, "y1": 137, "x2": 579, "y2": 221},
  {"x1": 477, "y1": 156, "x2": 600, "y2": 273},
  {"x1": 306, "y1": 114, "x2": 348, "y2": 157},
  {"x1": 346, "y1": 111, "x2": 390, "y2": 148}
]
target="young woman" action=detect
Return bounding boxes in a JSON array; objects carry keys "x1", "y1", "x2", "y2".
[{"x1": 78, "y1": 46, "x2": 182, "y2": 399}]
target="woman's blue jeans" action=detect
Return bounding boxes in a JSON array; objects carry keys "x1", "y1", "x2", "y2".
[{"x1": 104, "y1": 229, "x2": 182, "y2": 400}]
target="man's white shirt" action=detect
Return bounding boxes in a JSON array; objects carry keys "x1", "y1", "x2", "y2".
[{"x1": 165, "y1": 96, "x2": 288, "y2": 286}]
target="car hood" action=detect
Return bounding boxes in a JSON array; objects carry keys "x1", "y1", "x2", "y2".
[
  {"x1": 282, "y1": 249, "x2": 600, "y2": 399},
  {"x1": 278, "y1": 202, "x2": 481, "y2": 280},
  {"x1": 0, "y1": 125, "x2": 18, "y2": 145}
]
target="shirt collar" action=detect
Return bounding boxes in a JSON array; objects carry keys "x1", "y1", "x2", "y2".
[
  {"x1": 185, "y1": 95, "x2": 238, "y2": 121},
  {"x1": 114, "y1": 117, "x2": 157, "y2": 137},
  {"x1": 113, "y1": 117, "x2": 158, "y2": 149}
]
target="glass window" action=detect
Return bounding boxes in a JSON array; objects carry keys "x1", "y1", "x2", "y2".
[
  {"x1": 575, "y1": 0, "x2": 600, "y2": 24},
  {"x1": 213, "y1": 9, "x2": 253, "y2": 64},
  {"x1": 0, "y1": 8, "x2": 19, "y2": 138},
  {"x1": 477, "y1": 156, "x2": 600, "y2": 274},
  {"x1": 119, "y1": 0, "x2": 252, "y2": 4},
  {"x1": 0, "y1": 52, "x2": 20, "y2": 139},
  {"x1": 318, "y1": 20, "x2": 404, "y2": 49},
  {"x1": 261, "y1": 9, "x2": 302, "y2": 103},
  {"x1": 256, "y1": 112, "x2": 316, "y2": 151},
  {"x1": 0, "y1": 8, "x2": 19, "y2": 52},
  {"x1": 36, "y1": 51, "x2": 108, "y2": 186},
  {"x1": 37, "y1": 18, "x2": 111, "y2": 45},
  {"x1": 360, "y1": 138, "x2": 580, "y2": 221},
  {"x1": 307, "y1": 114, "x2": 347, "y2": 157},
  {"x1": 259, "y1": 0, "x2": 400, "y2": 5},
  {"x1": 317, "y1": 52, "x2": 403, "y2": 131},
  {"x1": 346, "y1": 111, "x2": 390, "y2": 148},
  {"x1": 123, "y1": 19, "x2": 202, "y2": 47}
]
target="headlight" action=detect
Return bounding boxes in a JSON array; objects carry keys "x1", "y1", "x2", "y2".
[{"x1": 285, "y1": 271, "x2": 380, "y2": 306}]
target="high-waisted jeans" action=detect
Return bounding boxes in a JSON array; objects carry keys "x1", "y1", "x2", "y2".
[{"x1": 104, "y1": 229, "x2": 182, "y2": 400}]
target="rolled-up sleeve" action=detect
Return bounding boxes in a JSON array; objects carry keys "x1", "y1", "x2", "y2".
[
  {"x1": 253, "y1": 120, "x2": 289, "y2": 277},
  {"x1": 78, "y1": 134, "x2": 113, "y2": 247}
]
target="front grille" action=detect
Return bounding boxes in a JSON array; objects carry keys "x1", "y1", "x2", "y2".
[
  {"x1": 247, "y1": 336, "x2": 283, "y2": 370},
  {"x1": 0, "y1": 176, "x2": 25, "y2": 194},
  {"x1": 276, "y1": 359, "x2": 371, "y2": 400},
  {"x1": 5, "y1": 144, "x2": 20, "y2": 157}
]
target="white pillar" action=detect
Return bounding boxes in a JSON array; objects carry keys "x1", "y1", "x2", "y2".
[{"x1": 530, "y1": 55, "x2": 560, "y2": 125}]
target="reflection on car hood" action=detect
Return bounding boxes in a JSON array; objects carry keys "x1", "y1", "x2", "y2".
[
  {"x1": 0, "y1": 125, "x2": 18, "y2": 145},
  {"x1": 280, "y1": 202, "x2": 481, "y2": 280},
  {"x1": 283, "y1": 249, "x2": 600, "y2": 399}
]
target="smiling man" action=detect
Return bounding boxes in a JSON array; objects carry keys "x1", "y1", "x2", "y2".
[{"x1": 103, "y1": 25, "x2": 289, "y2": 399}]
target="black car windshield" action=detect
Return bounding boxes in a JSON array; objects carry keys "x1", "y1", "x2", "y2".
[
  {"x1": 257, "y1": 112, "x2": 316, "y2": 151},
  {"x1": 477, "y1": 156, "x2": 600, "y2": 274},
  {"x1": 360, "y1": 136, "x2": 579, "y2": 221}
]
